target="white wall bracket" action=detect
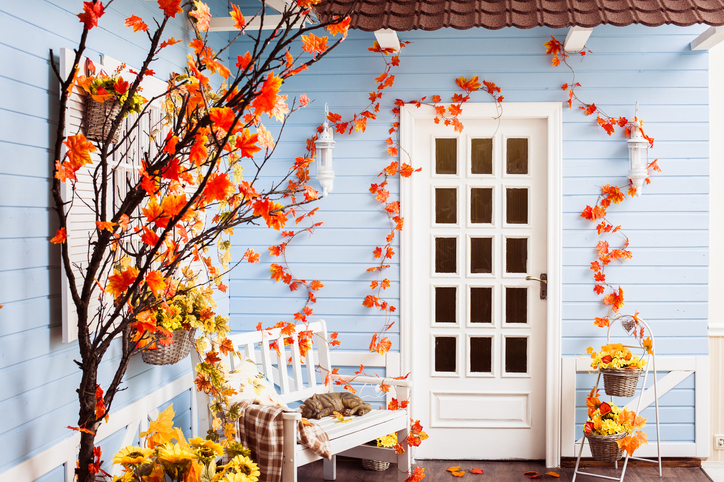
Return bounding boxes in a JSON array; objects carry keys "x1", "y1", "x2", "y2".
[
  {"x1": 564, "y1": 26, "x2": 593, "y2": 52},
  {"x1": 691, "y1": 27, "x2": 724, "y2": 50},
  {"x1": 374, "y1": 28, "x2": 401, "y2": 52}
]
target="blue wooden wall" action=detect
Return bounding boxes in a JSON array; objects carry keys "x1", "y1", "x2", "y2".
[
  {"x1": 228, "y1": 25, "x2": 709, "y2": 444},
  {"x1": 0, "y1": 0, "x2": 230, "y2": 477}
]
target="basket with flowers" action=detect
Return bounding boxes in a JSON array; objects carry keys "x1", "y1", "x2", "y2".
[
  {"x1": 587, "y1": 343, "x2": 646, "y2": 397},
  {"x1": 362, "y1": 432, "x2": 397, "y2": 471},
  {"x1": 75, "y1": 61, "x2": 147, "y2": 143},
  {"x1": 140, "y1": 283, "x2": 229, "y2": 366},
  {"x1": 584, "y1": 391, "x2": 648, "y2": 462},
  {"x1": 111, "y1": 405, "x2": 259, "y2": 482}
]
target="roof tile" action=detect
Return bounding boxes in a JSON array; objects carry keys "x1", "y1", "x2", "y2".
[{"x1": 315, "y1": 0, "x2": 724, "y2": 31}]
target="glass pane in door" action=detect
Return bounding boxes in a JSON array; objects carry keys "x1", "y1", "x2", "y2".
[
  {"x1": 435, "y1": 336, "x2": 457, "y2": 372},
  {"x1": 436, "y1": 138, "x2": 457, "y2": 174},
  {"x1": 435, "y1": 188, "x2": 457, "y2": 224},
  {"x1": 435, "y1": 287, "x2": 457, "y2": 323},
  {"x1": 435, "y1": 237, "x2": 457, "y2": 273}
]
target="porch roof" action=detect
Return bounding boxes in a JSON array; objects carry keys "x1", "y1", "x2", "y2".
[{"x1": 314, "y1": 0, "x2": 724, "y2": 32}]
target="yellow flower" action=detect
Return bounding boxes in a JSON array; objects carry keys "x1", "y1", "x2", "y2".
[
  {"x1": 157, "y1": 443, "x2": 197, "y2": 466},
  {"x1": 376, "y1": 433, "x2": 397, "y2": 448},
  {"x1": 189, "y1": 436, "x2": 224, "y2": 462},
  {"x1": 221, "y1": 473, "x2": 254, "y2": 482},
  {"x1": 113, "y1": 445, "x2": 154, "y2": 465},
  {"x1": 227, "y1": 455, "x2": 260, "y2": 482}
]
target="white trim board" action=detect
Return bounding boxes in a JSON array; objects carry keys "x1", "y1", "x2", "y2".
[{"x1": 399, "y1": 102, "x2": 563, "y2": 467}]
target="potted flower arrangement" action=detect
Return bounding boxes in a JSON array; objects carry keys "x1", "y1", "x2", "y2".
[
  {"x1": 140, "y1": 283, "x2": 228, "y2": 366},
  {"x1": 587, "y1": 343, "x2": 646, "y2": 397},
  {"x1": 111, "y1": 405, "x2": 259, "y2": 482},
  {"x1": 362, "y1": 432, "x2": 397, "y2": 471},
  {"x1": 75, "y1": 61, "x2": 147, "y2": 143},
  {"x1": 584, "y1": 391, "x2": 648, "y2": 462}
]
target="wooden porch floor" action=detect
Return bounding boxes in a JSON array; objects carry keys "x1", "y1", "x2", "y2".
[{"x1": 297, "y1": 458, "x2": 714, "y2": 482}]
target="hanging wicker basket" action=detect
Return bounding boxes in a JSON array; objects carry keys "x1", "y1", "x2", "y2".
[
  {"x1": 141, "y1": 328, "x2": 196, "y2": 366},
  {"x1": 362, "y1": 459, "x2": 390, "y2": 471},
  {"x1": 85, "y1": 98, "x2": 122, "y2": 143},
  {"x1": 586, "y1": 432, "x2": 627, "y2": 462},
  {"x1": 600, "y1": 367, "x2": 642, "y2": 397}
]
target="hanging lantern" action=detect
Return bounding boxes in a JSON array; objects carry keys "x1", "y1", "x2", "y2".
[
  {"x1": 627, "y1": 103, "x2": 648, "y2": 197},
  {"x1": 315, "y1": 103, "x2": 335, "y2": 197}
]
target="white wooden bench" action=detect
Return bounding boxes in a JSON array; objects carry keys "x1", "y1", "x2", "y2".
[{"x1": 193, "y1": 320, "x2": 412, "y2": 482}]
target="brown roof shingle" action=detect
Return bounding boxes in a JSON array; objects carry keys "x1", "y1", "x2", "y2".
[{"x1": 315, "y1": 0, "x2": 724, "y2": 31}]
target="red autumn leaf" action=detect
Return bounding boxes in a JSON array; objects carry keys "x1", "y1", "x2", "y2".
[
  {"x1": 204, "y1": 173, "x2": 234, "y2": 203},
  {"x1": 603, "y1": 286, "x2": 625, "y2": 312},
  {"x1": 160, "y1": 193, "x2": 187, "y2": 218},
  {"x1": 471, "y1": 468, "x2": 484, "y2": 474},
  {"x1": 78, "y1": 1, "x2": 105, "y2": 29},
  {"x1": 158, "y1": 0, "x2": 182, "y2": 18},
  {"x1": 326, "y1": 16, "x2": 350, "y2": 38},
  {"x1": 210, "y1": 107, "x2": 236, "y2": 133},
  {"x1": 50, "y1": 227, "x2": 67, "y2": 244},
  {"x1": 236, "y1": 51, "x2": 252, "y2": 71},
  {"x1": 580, "y1": 103, "x2": 597, "y2": 116},
  {"x1": 593, "y1": 285, "x2": 605, "y2": 295},
  {"x1": 236, "y1": 128, "x2": 261, "y2": 159},
  {"x1": 124, "y1": 14, "x2": 148, "y2": 32},
  {"x1": 252, "y1": 73, "x2": 282, "y2": 115},
  {"x1": 189, "y1": 135, "x2": 208, "y2": 165},
  {"x1": 243, "y1": 248, "x2": 260, "y2": 263},
  {"x1": 141, "y1": 227, "x2": 160, "y2": 246},
  {"x1": 455, "y1": 75, "x2": 481, "y2": 92}
]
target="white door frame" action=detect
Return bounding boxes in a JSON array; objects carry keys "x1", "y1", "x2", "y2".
[{"x1": 399, "y1": 102, "x2": 563, "y2": 467}]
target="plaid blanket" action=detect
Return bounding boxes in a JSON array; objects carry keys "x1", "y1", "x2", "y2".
[{"x1": 235, "y1": 400, "x2": 331, "y2": 482}]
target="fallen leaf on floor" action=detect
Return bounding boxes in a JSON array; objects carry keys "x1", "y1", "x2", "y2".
[
  {"x1": 452, "y1": 470, "x2": 465, "y2": 477},
  {"x1": 528, "y1": 475, "x2": 542, "y2": 480},
  {"x1": 523, "y1": 472, "x2": 538, "y2": 476},
  {"x1": 446, "y1": 466, "x2": 462, "y2": 472},
  {"x1": 546, "y1": 472, "x2": 560, "y2": 478},
  {"x1": 471, "y1": 468, "x2": 484, "y2": 474}
]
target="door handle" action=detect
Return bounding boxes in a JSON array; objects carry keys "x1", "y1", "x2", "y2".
[{"x1": 526, "y1": 273, "x2": 547, "y2": 300}]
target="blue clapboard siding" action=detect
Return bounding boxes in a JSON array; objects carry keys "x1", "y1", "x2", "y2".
[
  {"x1": 228, "y1": 24, "x2": 709, "y2": 445},
  {"x1": 0, "y1": 0, "x2": 230, "y2": 476}
]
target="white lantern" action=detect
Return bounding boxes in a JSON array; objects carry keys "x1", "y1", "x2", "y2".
[
  {"x1": 315, "y1": 104, "x2": 335, "y2": 197},
  {"x1": 627, "y1": 102, "x2": 649, "y2": 197}
]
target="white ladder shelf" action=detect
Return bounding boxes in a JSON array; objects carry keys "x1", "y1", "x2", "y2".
[{"x1": 572, "y1": 314, "x2": 663, "y2": 481}]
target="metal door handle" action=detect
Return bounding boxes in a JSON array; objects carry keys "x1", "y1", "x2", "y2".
[{"x1": 526, "y1": 273, "x2": 547, "y2": 300}]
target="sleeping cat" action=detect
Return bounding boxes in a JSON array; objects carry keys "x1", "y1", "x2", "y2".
[{"x1": 300, "y1": 392, "x2": 372, "y2": 419}]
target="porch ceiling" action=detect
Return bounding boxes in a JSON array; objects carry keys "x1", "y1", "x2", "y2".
[{"x1": 314, "y1": 0, "x2": 724, "y2": 32}]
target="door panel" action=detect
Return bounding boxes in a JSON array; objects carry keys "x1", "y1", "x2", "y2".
[{"x1": 409, "y1": 116, "x2": 547, "y2": 460}]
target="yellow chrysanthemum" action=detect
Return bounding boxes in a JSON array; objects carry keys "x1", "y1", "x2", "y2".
[
  {"x1": 227, "y1": 455, "x2": 260, "y2": 482},
  {"x1": 113, "y1": 446, "x2": 154, "y2": 465},
  {"x1": 376, "y1": 433, "x2": 397, "y2": 448},
  {"x1": 221, "y1": 473, "x2": 254, "y2": 482}
]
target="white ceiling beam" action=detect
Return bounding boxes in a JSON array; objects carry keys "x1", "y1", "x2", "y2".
[
  {"x1": 564, "y1": 26, "x2": 593, "y2": 52},
  {"x1": 208, "y1": 15, "x2": 304, "y2": 32},
  {"x1": 264, "y1": 0, "x2": 292, "y2": 14},
  {"x1": 374, "y1": 29, "x2": 401, "y2": 52},
  {"x1": 691, "y1": 26, "x2": 724, "y2": 50}
]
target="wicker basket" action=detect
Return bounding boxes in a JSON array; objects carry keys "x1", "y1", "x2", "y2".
[
  {"x1": 141, "y1": 328, "x2": 196, "y2": 365},
  {"x1": 601, "y1": 367, "x2": 642, "y2": 397},
  {"x1": 85, "y1": 98, "x2": 122, "y2": 143},
  {"x1": 585, "y1": 432, "x2": 627, "y2": 462},
  {"x1": 362, "y1": 459, "x2": 390, "y2": 471}
]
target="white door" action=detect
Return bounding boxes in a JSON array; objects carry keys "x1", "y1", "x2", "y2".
[{"x1": 406, "y1": 113, "x2": 548, "y2": 459}]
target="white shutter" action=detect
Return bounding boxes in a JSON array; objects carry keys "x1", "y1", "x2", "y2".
[{"x1": 59, "y1": 50, "x2": 169, "y2": 343}]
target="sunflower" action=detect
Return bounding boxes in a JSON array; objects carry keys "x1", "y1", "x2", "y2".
[
  {"x1": 227, "y1": 455, "x2": 260, "y2": 482},
  {"x1": 188, "y1": 436, "x2": 224, "y2": 463},
  {"x1": 157, "y1": 443, "x2": 197, "y2": 466},
  {"x1": 221, "y1": 472, "x2": 255, "y2": 482},
  {"x1": 113, "y1": 446, "x2": 154, "y2": 466}
]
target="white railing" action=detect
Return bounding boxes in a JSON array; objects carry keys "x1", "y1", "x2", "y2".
[
  {"x1": 561, "y1": 355, "x2": 709, "y2": 458},
  {"x1": 0, "y1": 373, "x2": 195, "y2": 482}
]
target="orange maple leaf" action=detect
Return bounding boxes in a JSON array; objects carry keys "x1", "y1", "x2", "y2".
[
  {"x1": 326, "y1": 16, "x2": 350, "y2": 38},
  {"x1": 301, "y1": 33, "x2": 328, "y2": 56},
  {"x1": 95, "y1": 221, "x2": 116, "y2": 232},
  {"x1": 77, "y1": 1, "x2": 105, "y2": 29},
  {"x1": 236, "y1": 128, "x2": 261, "y2": 159},
  {"x1": 189, "y1": 134, "x2": 208, "y2": 166},
  {"x1": 471, "y1": 468, "x2": 484, "y2": 474},
  {"x1": 50, "y1": 227, "x2": 67, "y2": 244},
  {"x1": 158, "y1": 0, "x2": 182, "y2": 18},
  {"x1": 456, "y1": 75, "x2": 481, "y2": 92},
  {"x1": 65, "y1": 133, "x2": 97, "y2": 170},
  {"x1": 230, "y1": 3, "x2": 245, "y2": 30},
  {"x1": 124, "y1": 14, "x2": 148, "y2": 32},
  {"x1": 269, "y1": 263, "x2": 285, "y2": 282},
  {"x1": 252, "y1": 73, "x2": 282, "y2": 115},
  {"x1": 204, "y1": 173, "x2": 234, "y2": 203},
  {"x1": 160, "y1": 194, "x2": 187, "y2": 218},
  {"x1": 106, "y1": 266, "x2": 139, "y2": 299},
  {"x1": 144, "y1": 270, "x2": 167, "y2": 297},
  {"x1": 243, "y1": 248, "x2": 260, "y2": 263},
  {"x1": 376, "y1": 336, "x2": 392, "y2": 355},
  {"x1": 209, "y1": 107, "x2": 236, "y2": 133},
  {"x1": 603, "y1": 287, "x2": 624, "y2": 312}
]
